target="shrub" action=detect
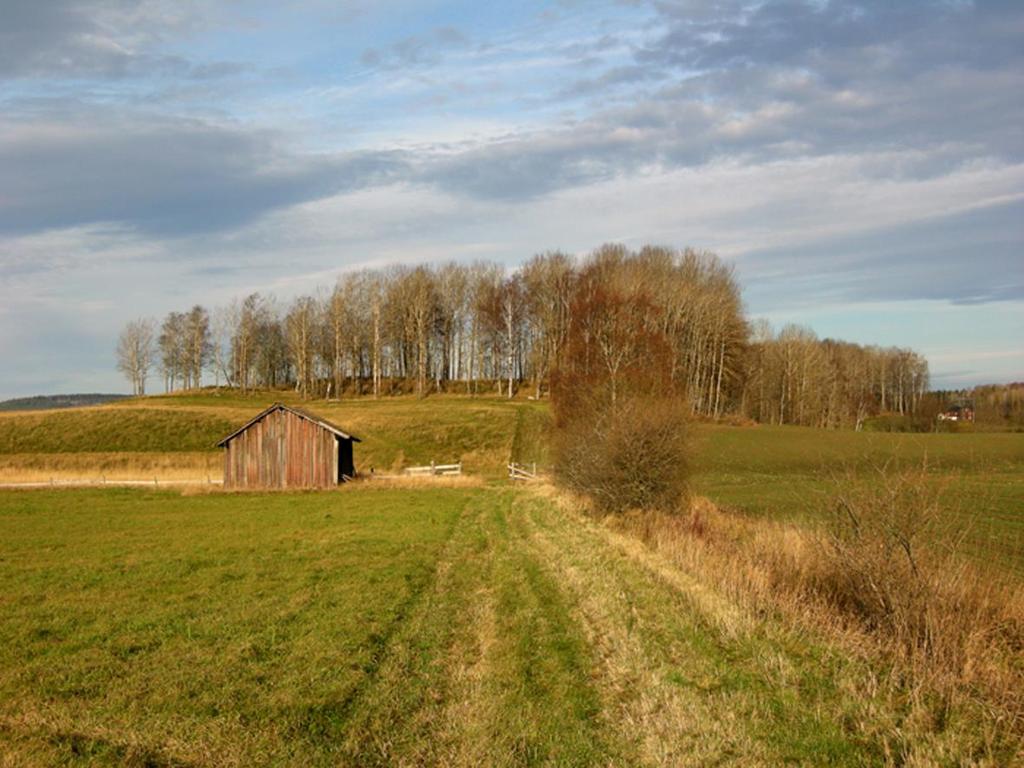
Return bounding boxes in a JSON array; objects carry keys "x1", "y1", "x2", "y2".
[
  {"x1": 605, "y1": 467, "x2": 1024, "y2": 750},
  {"x1": 804, "y1": 469, "x2": 1023, "y2": 685},
  {"x1": 554, "y1": 396, "x2": 691, "y2": 515},
  {"x1": 812, "y1": 469, "x2": 954, "y2": 650},
  {"x1": 548, "y1": 256, "x2": 693, "y2": 515},
  {"x1": 862, "y1": 413, "x2": 939, "y2": 433}
]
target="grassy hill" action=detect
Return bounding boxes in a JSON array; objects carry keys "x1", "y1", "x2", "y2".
[
  {"x1": 0, "y1": 393, "x2": 129, "y2": 412},
  {"x1": 3, "y1": 387, "x2": 1021, "y2": 470},
  {"x1": 0, "y1": 391, "x2": 548, "y2": 480},
  {"x1": 0, "y1": 407, "x2": 238, "y2": 453}
]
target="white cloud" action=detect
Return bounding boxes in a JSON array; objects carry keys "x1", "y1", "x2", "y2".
[{"x1": 2, "y1": 0, "x2": 1023, "y2": 395}]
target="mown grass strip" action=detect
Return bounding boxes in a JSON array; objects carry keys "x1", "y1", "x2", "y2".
[
  {"x1": 514, "y1": 490, "x2": 894, "y2": 766},
  {"x1": 335, "y1": 489, "x2": 616, "y2": 767}
]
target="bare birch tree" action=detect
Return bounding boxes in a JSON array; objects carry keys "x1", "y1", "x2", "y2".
[
  {"x1": 116, "y1": 318, "x2": 156, "y2": 395},
  {"x1": 286, "y1": 296, "x2": 318, "y2": 399}
]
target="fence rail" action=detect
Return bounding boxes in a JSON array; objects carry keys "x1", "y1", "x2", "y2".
[
  {"x1": 404, "y1": 461, "x2": 463, "y2": 477},
  {"x1": 508, "y1": 462, "x2": 539, "y2": 481}
]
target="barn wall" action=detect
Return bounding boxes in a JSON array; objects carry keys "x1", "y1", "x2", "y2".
[{"x1": 223, "y1": 408, "x2": 342, "y2": 489}]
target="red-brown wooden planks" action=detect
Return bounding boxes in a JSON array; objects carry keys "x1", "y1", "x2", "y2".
[{"x1": 222, "y1": 406, "x2": 346, "y2": 489}]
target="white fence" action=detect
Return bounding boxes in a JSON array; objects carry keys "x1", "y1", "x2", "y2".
[
  {"x1": 404, "y1": 461, "x2": 463, "y2": 477},
  {"x1": 508, "y1": 462, "x2": 539, "y2": 481}
]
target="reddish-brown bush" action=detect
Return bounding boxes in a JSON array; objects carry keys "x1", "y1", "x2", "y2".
[
  {"x1": 550, "y1": 256, "x2": 692, "y2": 514},
  {"x1": 554, "y1": 396, "x2": 691, "y2": 514}
]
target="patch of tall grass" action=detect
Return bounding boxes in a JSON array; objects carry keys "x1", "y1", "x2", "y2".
[
  {"x1": 0, "y1": 451, "x2": 219, "y2": 482},
  {"x1": 604, "y1": 465, "x2": 1024, "y2": 757}
]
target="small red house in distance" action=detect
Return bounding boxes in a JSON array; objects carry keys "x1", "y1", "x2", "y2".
[
  {"x1": 217, "y1": 403, "x2": 360, "y2": 489},
  {"x1": 937, "y1": 402, "x2": 974, "y2": 423}
]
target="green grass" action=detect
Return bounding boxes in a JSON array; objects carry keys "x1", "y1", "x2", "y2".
[
  {"x1": 0, "y1": 408, "x2": 238, "y2": 453},
  {"x1": 1, "y1": 391, "x2": 1020, "y2": 566},
  {"x1": 321, "y1": 397, "x2": 546, "y2": 476},
  {"x1": 697, "y1": 422, "x2": 1024, "y2": 475},
  {"x1": 0, "y1": 392, "x2": 548, "y2": 477},
  {"x1": 0, "y1": 486, "x2": 467, "y2": 765},
  {"x1": 693, "y1": 424, "x2": 1024, "y2": 572},
  {"x1": 4, "y1": 485, "x2": 989, "y2": 765},
  {"x1": 1, "y1": 393, "x2": 1020, "y2": 762}
]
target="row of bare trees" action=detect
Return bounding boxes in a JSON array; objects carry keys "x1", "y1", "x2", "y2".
[
  {"x1": 741, "y1": 322, "x2": 930, "y2": 428},
  {"x1": 115, "y1": 306, "x2": 211, "y2": 395},
  {"x1": 115, "y1": 243, "x2": 931, "y2": 426},
  {"x1": 970, "y1": 383, "x2": 1024, "y2": 428},
  {"x1": 221, "y1": 246, "x2": 746, "y2": 411},
  {"x1": 202, "y1": 256, "x2": 579, "y2": 401}
]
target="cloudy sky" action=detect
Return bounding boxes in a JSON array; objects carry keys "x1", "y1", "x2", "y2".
[{"x1": 1, "y1": 0, "x2": 1022, "y2": 399}]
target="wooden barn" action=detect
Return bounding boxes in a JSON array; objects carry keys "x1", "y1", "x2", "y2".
[{"x1": 217, "y1": 403, "x2": 360, "y2": 489}]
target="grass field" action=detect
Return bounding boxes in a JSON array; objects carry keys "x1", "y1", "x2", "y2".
[
  {"x1": 693, "y1": 425, "x2": 1024, "y2": 572},
  {"x1": 1, "y1": 391, "x2": 1019, "y2": 568},
  {"x1": 3, "y1": 485, "x2": 1015, "y2": 766},
  {"x1": 1, "y1": 393, "x2": 1022, "y2": 763}
]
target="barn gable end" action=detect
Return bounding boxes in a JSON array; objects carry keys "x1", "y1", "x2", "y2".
[{"x1": 218, "y1": 403, "x2": 359, "y2": 489}]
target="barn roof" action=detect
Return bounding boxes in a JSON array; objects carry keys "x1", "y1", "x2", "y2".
[{"x1": 216, "y1": 403, "x2": 361, "y2": 447}]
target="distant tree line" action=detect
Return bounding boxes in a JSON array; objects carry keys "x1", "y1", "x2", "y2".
[
  {"x1": 967, "y1": 383, "x2": 1024, "y2": 428},
  {"x1": 115, "y1": 243, "x2": 936, "y2": 427},
  {"x1": 925, "y1": 383, "x2": 1024, "y2": 431},
  {"x1": 741, "y1": 322, "x2": 930, "y2": 429}
]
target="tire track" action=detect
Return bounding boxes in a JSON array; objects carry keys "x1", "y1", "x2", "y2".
[{"x1": 512, "y1": 488, "x2": 881, "y2": 766}]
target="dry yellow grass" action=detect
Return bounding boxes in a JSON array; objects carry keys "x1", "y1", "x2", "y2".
[
  {"x1": 556, "y1": 475, "x2": 1024, "y2": 762},
  {"x1": 360, "y1": 474, "x2": 486, "y2": 489},
  {"x1": 519, "y1": 498, "x2": 765, "y2": 765},
  {"x1": 0, "y1": 451, "x2": 218, "y2": 483}
]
